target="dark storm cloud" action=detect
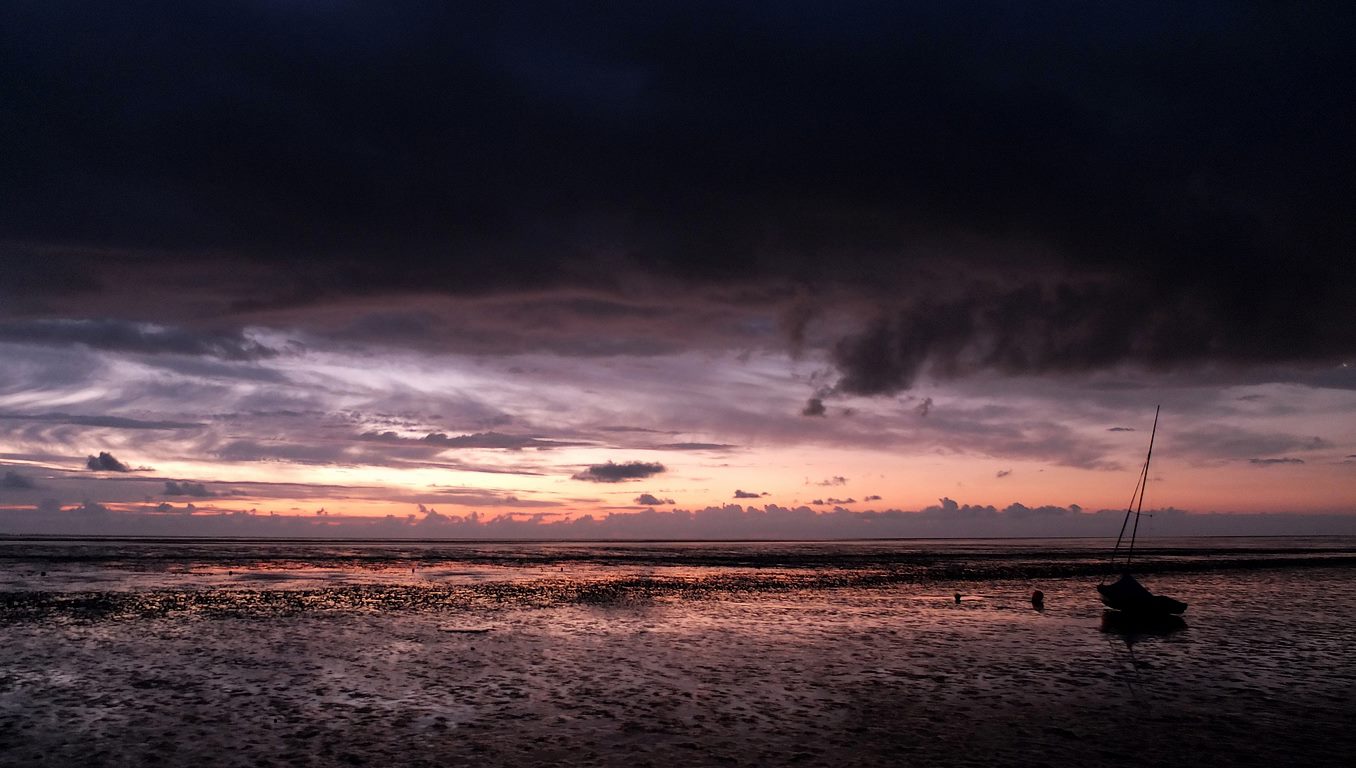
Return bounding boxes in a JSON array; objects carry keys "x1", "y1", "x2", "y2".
[
  {"x1": 571, "y1": 461, "x2": 666, "y2": 483},
  {"x1": 2, "y1": 2, "x2": 1353, "y2": 383},
  {"x1": 85, "y1": 451, "x2": 130, "y2": 472},
  {"x1": 0, "y1": 319, "x2": 276, "y2": 360},
  {"x1": 320, "y1": 294, "x2": 737, "y2": 357},
  {"x1": 827, "y1": 274, "x2": 1352, "y2": 396},
  {"x1": 635, "y1": 493, "x2": 674, "y2": 506},
  {"x1": 801, "y1": 398, "x2": 827, "y2": 417}
]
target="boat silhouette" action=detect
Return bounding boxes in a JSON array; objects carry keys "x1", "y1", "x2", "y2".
[{"x1": 1097, "y1": 406, "x2": 1187, "y2": 617}]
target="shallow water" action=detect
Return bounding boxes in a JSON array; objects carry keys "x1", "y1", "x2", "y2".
[
  {"x1": 2, "y1": 535, "x2": 1353, "y2": 598},
  {"x1": 1, "y1": 538, "x2": 1353, "y2": 767}
]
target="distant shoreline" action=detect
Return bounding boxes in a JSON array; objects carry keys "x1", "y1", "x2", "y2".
[{"x1": 5, "y1": 532, "x2": 1356, "y2": 545}]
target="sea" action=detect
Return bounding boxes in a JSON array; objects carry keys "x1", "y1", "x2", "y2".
[{"x1": 2, "y1": 536, "x2": 1354, "y2": 767}]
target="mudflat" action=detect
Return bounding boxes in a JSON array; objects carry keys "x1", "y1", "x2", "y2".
[{"x1": 1, "y1": 541, "x2": 1353, "y2": 767}]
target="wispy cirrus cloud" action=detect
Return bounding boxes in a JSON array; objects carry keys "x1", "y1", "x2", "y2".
[
  {"x1": 1171, "y1": 425, "x2": 1330, "y2": 462},
  {"x1": 0, "y1": 319, "x2": 278, "y2": 360},
  {"x1": 360, "y1": 430, "x2": 588, "y2": 450},
  {"x1": 0, "y1": 412, "x2": 204, "y2": 430}
]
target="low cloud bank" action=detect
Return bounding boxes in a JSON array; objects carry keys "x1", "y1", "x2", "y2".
[{"x1": 3, "y1": 498, "x2": 1354, "y2": 539}]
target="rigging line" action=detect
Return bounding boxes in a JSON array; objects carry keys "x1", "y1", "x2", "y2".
[
  {"x1": 1109, "y1": 464, "x2": 1143, "y2": 561},
  {"x1": 1127, "y1": 405, "x2": 1161, "y2": 566},
  {"x1": 1122, "y1": 451, "x2": 1151, "y2": 566},
  {"x1": 1104, "y1": 445, "x2": 1151, "y2": 581}
]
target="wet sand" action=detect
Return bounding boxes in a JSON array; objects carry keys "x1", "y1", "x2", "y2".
[{"x1": 2, "y1": 567, "x2": 1354, "y2": 768}]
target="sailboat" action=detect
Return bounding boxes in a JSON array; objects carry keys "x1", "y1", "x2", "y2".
[{"x1": 1097, "y1": 406, "x2": 1188, "y2": 617}]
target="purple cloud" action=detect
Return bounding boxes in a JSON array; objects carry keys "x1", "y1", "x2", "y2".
[
  {"x1": 85, "y1": 451, "x2": 130, "y2": 472},
  {"x1": 572, "y1": 461, "x2": 666, "y2": 483},
  {"x1": 164, "y1": 480, "x2": 215, "y2": 497},
  {"x1": 361, "y1": 431, "x2": 586, "y2": 450}
]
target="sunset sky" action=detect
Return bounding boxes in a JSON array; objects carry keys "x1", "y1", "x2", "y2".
[{"x1": 2, "y1": 2, "x2": 1353, "y2": 537}]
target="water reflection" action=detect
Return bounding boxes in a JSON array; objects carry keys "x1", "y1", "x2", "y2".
[{"x1": 1100, "y1": 609, "x2": 1188, "y2": 641}]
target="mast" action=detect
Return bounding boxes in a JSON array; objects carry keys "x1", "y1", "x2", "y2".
[
  {"x1": 1125, "y1": 405, "x2": 1160, "y2": 566},
  {"x1": 1104, "y1": 405, "x2": 1160, "y2": 580}
]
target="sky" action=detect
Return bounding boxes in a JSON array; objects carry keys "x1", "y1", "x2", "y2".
[{"x1": 1, "y1": 2, "x2": 1354, "y2": 538}]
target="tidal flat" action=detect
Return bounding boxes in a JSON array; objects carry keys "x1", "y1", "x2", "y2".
[{"x1": 1, "y1": 538, "x2": 1353, "y2": 767}]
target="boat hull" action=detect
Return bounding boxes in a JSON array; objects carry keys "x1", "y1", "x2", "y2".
[{"x1": 1097, "y1": 574, "x2": 1187, "y2": 616}]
